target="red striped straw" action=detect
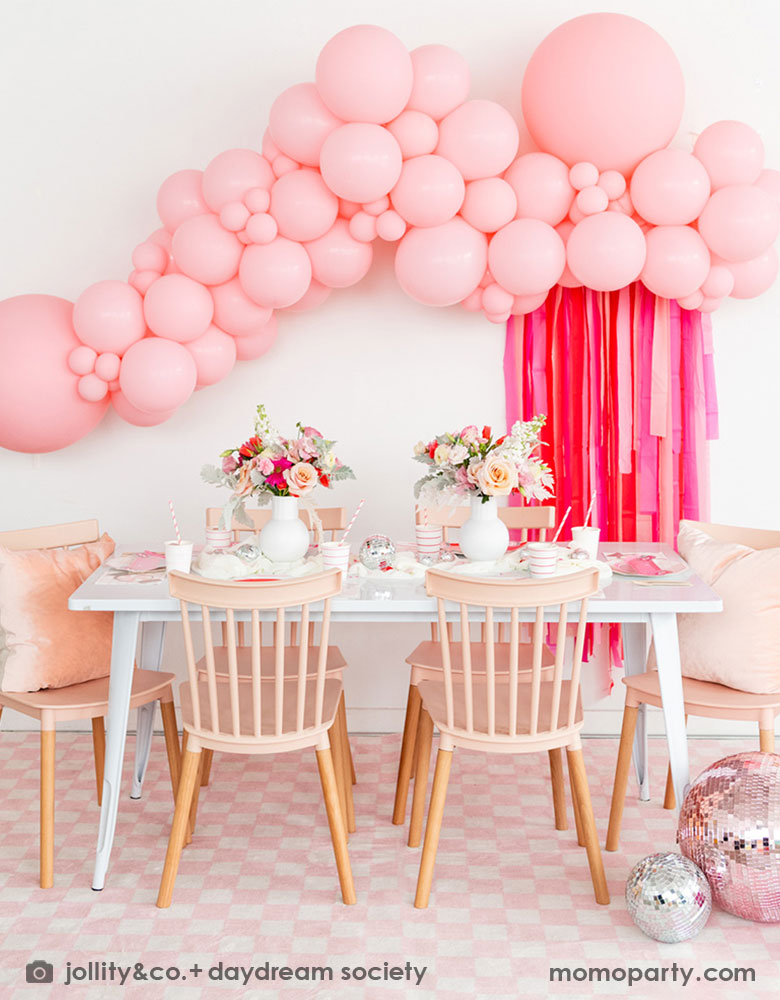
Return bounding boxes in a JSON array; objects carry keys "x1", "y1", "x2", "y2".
[
  {"x1": 341, "y1": 499, "x2": 365, "y2": 544},
  {"x1": 551, "y1": 505, "x2": 572, "y2": 544},
  {"x1": 168, "y1": 500, "x2": 181, "y2": 545}
]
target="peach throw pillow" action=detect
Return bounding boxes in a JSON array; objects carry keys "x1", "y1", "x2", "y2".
[
  {"x1": 0, "y1": 535, "x2": 115, "y2": 692},
  {"x1": 676, "y1": 522, "x2": 780, "y2": 693}
]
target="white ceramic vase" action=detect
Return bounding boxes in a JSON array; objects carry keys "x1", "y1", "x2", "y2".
[
  {"x1": 259, "y1": 495, "x2": 310, "y2": 563},
  {"x1": 459, "y1": 496, "x2": 509, "y2": 562}
]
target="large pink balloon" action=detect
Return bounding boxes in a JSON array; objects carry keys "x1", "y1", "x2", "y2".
[
  {"x1": 394, "y1": 217, "x2": 487, "y2": 306},
  {"x1": 554, "y1": 220, "x2": 583, "y2": 288},
  {"x1": 641, "y1": 226, "x2": 711, "y2": 299},
  {"x1": 319, "y1": 123, "x2": 403, "y2": 203},
  {"x1": 488, "y1": 220, "x2": 566, "y2": 296},
  {"x1": 119, "y1": 337, "x2": 197, "y2": 414},
  {"x1": 630, "y1": 149, "x2": 711, "y2": 225},
  {"x1": 436, "y1": 100, "x2": 519, "y2": 180},
  {"x1": 698, "y1": 184, "x2": 780, "y2": 262},
  {"x1": 407, "y1": 44, "x2": 471, "y2": 120},
  {"x1": 268, "y1": 83, "x2": 343, "y2": 167},
  {"x1": 0, "y1": 295, "x2": 109, "y2": 453},
  {"x1": 239, "y1": 237, "x2": 312, "y2": 307},
  {"x1": 171, "y1": 213, "x2": 243, "y2": 285},
  {"x1": 111, "y1": 390, "x2": 176, "y2": 427},
  {"x1": 73, "y1": 280, "x2": 146, "y2": 354},
  {"x1": 386, "y1": 111, "x2": 439, "y2": 159},
  {"x1": 143, "y1": 274, "x2": 214, "y2": 342},
  {"x1": 755, "y1": 169, "x2": 780, "y2": 208},
  {"x1": 305, "y1": 219, "x2": 374, "y2": 288},
  {"x1": 315, "y1": 25, "x2": 413, "y2": 124},
  {"x1": 725, "y1": 249, "x2": 780, "y2": 299},
  {"x1": 693, "y1": 120, "x2": 765, "y2": 190},
  {"x1": 503, "y1": 153, "x2": 574, "y2": 226},
  {"x1": 185, "y1": 324, "x2": 237, "y2": 387},
  {"x1": 521, "y1": 13, "x2": 684, "y2": 174},
  {"x1": 567, "y1": 213, "x2": 647, "y2": 291},
  {"x1": 202, "y1": 150, "x2": 274, "y2": 212},
  {"x1": 211, "y1": 277, "x2": 273, "y2": 336},
  {"x1": 460, "y1": 178, "x2": 517, "y2": 233},
  {"x1": 390, "y1": 155, "x2": 465, "y2": 227},
  {"x1": 269, "y1": 168, "x2": 339, "y2": 241},
  {"x1": 157, "y1": 170, "x2": 209, "y2": 232},
  {"x1": 233, "y1": 314, "x2": 278, "y2": 361}
]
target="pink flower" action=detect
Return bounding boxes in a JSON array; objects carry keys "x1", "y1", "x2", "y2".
[
  {"x1": 256, "y1": 456, "x2": 274, "y2": 476},
  {"x1": 461, "y1": 425, "x2": 479, "y2": 445},
  {"x1": 222, "y1": 455, "x2": 238, "y2": 474},
  {"x1": 284, "y1": 461, "x2": 318, "y2": 496},
  {"x1": 265, "y1": 471, "x2": 287, "y2": 490},
  {"x1": 297, "y1": 436, "x2": 319, "y2": 461},
  {"x1": 455, "y1": 466, "x2": 470, "y2": 486},
  {"x1": 302, "y1": 425, "x2": 322, "y2": 437}
]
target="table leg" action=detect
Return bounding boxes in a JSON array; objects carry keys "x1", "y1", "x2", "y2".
[
  {"x1": 621, "y1": 622, "x2": 650, "y2": 802},
  {"x1": 131, "y1": 623, "x2": 166, "y2": 798},
  {"x1": 650, "y1": 612, "x2": 690, "y2": 810},
  {"x1": 92, "y1": 611, "x2": 140, "y2": 891}
]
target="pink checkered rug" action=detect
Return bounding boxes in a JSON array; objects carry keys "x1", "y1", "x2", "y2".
[{"x1": 0, "y1": 732, "x2": 778, "y2": 999}]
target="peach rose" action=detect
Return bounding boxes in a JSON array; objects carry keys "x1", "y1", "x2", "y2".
[
  {"x1": 476, "y1": 456, "x2": 518, "y2": 496},
  {"x1": 284, "y1": 461, "x2": 318, "y2": 496},
  {"x1": 235, "y1": 462, "x2": 255, "y2": 497}
]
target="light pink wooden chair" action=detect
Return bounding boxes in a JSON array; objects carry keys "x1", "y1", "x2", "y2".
[
  {"x1": 206, "y1": 505, "x2": 346, "y2": 542},
  {"x1": 607, "y1": 520, "x2": 780, "y2": 851},
  {"x1": 411, "y1": 566, "x2": 608, "y2": 909},
  {"x1": 0, "y1": 520, "x2": 180, "y2": 888},
  {"x1": 157, "y1": 569, "x2": 355, "y2": 907}
]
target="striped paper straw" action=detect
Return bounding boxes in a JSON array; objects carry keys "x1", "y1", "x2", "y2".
[
  {"x1": 551, "y1": 505, "x2": 572, "y2": 544},
  {"x1": 341, "y1": 499, "x2": 365, "y2": 543},
  {"x1": 168, "y1": 500, "x2": 181, "y2": 545},
  {"x1": 584, "y1": 491, "x2": 597, "y2": 527}
]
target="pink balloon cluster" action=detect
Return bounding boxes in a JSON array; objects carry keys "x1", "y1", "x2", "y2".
[{"x1": 1, "y1": 15, "x2": 779, "y2": 452}]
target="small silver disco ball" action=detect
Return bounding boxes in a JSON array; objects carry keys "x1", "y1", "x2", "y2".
[
  {"x1": 358, "y1": 534, "x2": 396, "y2": 570},
  {"x1": 234, "y1": 542, "x2": 261, "y2": 561},
  {"x1": 625, "y1": 852, "x2": 711, "y2": 942}
]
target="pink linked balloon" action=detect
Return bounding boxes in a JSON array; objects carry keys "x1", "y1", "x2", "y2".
[
  {"x1": 488, "y1": 219, "x2": 566, "y2": 296},
  {"x1": 119, "y1": 337, "x2": 197, "y2": 413},
  {"x1": 349, "y1": 211, "x2": 378, "y2": 242},
  {"x1": 269, "y1": 168, "x2": 339, "y2": 242},
  {"x1": 319, "y1": 123, "x2": 403, "y2": 203},
  {"x1": 262, "y1": 129, "x2": 281, "y2": 162},
  {"x1": 701, "y1": 264, "x2": 734, "y2": 300},
  {"x1": 272, "y1": 155, "x2": 300, "y2": 179},
  {"x1": 73, "y1": 280, "x2": 146, "y2": 354},
  {"x1": 220, "y1": 202, "x2": 251, "y2": 232},
  {"x1": 245, "y1": 188, "x2": 271, "y2": 214},
  {"x1": 143, "y1": 274, "x2": 214, "y2": 342},
  {"x1": 390, "y1": 154, "x2": 465, "y2": 228},
  {"x1": 694, "y1": 120, "x2": 765, "y2": 190},
  {"x1": 202, "y1": 150, "x2": 274, "y2": 212},
  {"x1": 269, "y1": 83, "x2": 343, "y2": 167},
  {"x1": 244, "y1": 213, "x2": 278, "y2": 244},
  {"x1": 555, "y1": 220, "x2": 583, "y2": 288},
  {"x1": 567, "y1": 213, "x2": 647, "y2": 291},
  {"x1": 77, "y1": 373, "x2": 108, "y2": 403},
  {"x1": 157, "y1": 169, "x2": 209, "y2": 232},
  {"x1": 641, "y1": 226, "x2": 711, "y2": 299},
  {"x1": 575, "y1": 186, "x2": 609, "y2": 216},
  {"x1": 239, "y1": 237, "x2": 312, "y2": 308},
  {"x1": 132, "y1": 241, "x2": 168, "y2": 274},
  {"x1": 698, "y1": 184, "x2": 780, "y2": 262},
  {"x1": 94, "y1": 352, "x2": 121, "y2": 382},
  {"x1": 386, "y1": 111, "x2": 439, "y2": 159},
  {"x1": 284, "y1": 279, "x2": 332, "y2": 312},
  {"x1": 68, "y1": 345, "x2": 97, "y2": 375},
  {"x1": 482, "y1": 283, "x2": 514, "y2": 315},
  {"x1": 315, "y1": 25, "x2": 413, "y2": 124},
  {"x1": 407, "y1": 45, "x2": 471, "y2": 120},
  {"x1": 521, "y1": 13, "x2": 684, "y2": 174},
  {"x1": 436, "y1": 100, "x2": 519, "y2": 180},
  {"x1": 128, "y1": 270, "x2": 159, "y2": 295},
  {"x1": 512, "y1": 292, "x2": 548, "y2": 315},
  {"x1": 305, "y1": 219, "x2": 374, "y2": 288},
  {"x1": 211, "y1": 277, "x2": 273, "y2": 336},
  {"x1": 677, "y1": 290, "x2": 704, "y2": 311},
  {"x1": 598, "y1": 170, "x2": 626, "y2": 200},
  {"x1": 569, "y1": 162, "x2": 600, "y2": 191},
  {"x1": 363, "y1": 197, "x2": 389, "y2": 216},
  {"x1": 111, "y1": 390, "x2": 176, "y2": 427},
  {"x1": 699, "y1": 296, "x2": 723, "y2": 313},
  {"x1": 185, "y1": 324, "x2": 237, "y2": 387},
  {"x1": 394, "y1": 217, "x2": 487, "y2": 306},
  {"x1": 234, "y1": 314, "x2": 278, "y2": 361},
  {"x1": 504, "y1": 153, "x2": 574, "y2": 226},
  {"x1": 0, "y1": 295, "x2": 109, "y2": 452},
  {"x1": 171, "y1": 213, "x2": 243, "y2": 285},
  {"x1": 755, "y1": 169, "x2": 780, "y2": 207},
  {"x1": 460, "y1": 178, "x2": 517, "y2": 233},
  {"x1": 726, "y1": 248, "x2": 779, "y2": 299},
  {"x1": 376, "y1": 210, "x2": 407, "y2": 242},
  {"x1": 630, "y1": 149, "x2": 711, "y2": 226}
]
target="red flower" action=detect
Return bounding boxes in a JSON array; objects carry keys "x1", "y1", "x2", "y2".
[
  {"x1": 428, "y1": 442, "x2": 437, "y2": 459},
  {"x1": 494, "y1": 435, "x2": 506, "y2": 447},
  {"x1": 319, "y1": 472, "x2": 330, "y2": 487},
  {"x1": 239, "y1": 435, "x2": 263, "y2": 458},
  {"x1": 482, "y1": 425, "x2": 492, "y2": 440}
]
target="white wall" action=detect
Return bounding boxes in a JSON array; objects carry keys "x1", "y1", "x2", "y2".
[{"x1": 1, "y1": 0, "x2": 778, "y2": 736}]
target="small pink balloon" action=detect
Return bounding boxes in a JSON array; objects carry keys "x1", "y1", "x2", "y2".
[
  {"x1": 338, "y1": 199, "x2": 361, "y2": 219},
  {"x1": 111, "y1": 390, "x2": 176, "y2": 427},
  {"x1": 108, "y1": 380, "x2": 120, "y2": 393},
  {"x1": 504, "y1": 153, "x2": 573, "y2": 226},
  {"x1": 461, "y1": 288, "x2": 483, "y2": 311},
  {"x1": 119, "y1": 336, "x2": 197, "y2": 413},
  {"x1": 598, "y1": 170, "x2": 626, "y2": 200},
  {"x1": 485, "y1": 309, "x2": 511, "y2": 324},
  {"x1": 395, "y1": 217, "x2": 487, "y2": 306},
  {"x1": 698, "y1": 184, "x2": 780, "y2": 262},
  {"x1": 363, "y1": 196, "x2": 390, "y2": 216},
  {"x1": 479, "y1": 269, "x2": 494, "y2": 289},
  {"x1": 555, "y1": 220, "x2": 583, "y2": 288},
  {"x1": 725, "y1": 248, "x2": 779, "y2": 299},
  {"x1": 78, "y1": 373, "x2": 107, "y2": 402},
  {"x1": 568, "y1": 203, "x2": 586, "y2": 226},
  {"x1": 701, "y1": 264, "x2": 734, "y2": 300},
  {"x1": 376, "y1": 210, "x2": 406, "y2": 241},
  {"x1": 94, "y1": 352, "x2": 121, "y2": 382},
  {"x1": 436, "y1": 100, "x2": 519, "y2": 181},
  {"x1": 270, "y1": 168, "x2": 339, "y2": 242},
  {"x1": 390, "y1": 154, "x2": 465, "y2": 227},
  {"x1": 132, "y1": 241, "x2": 168, "y2": 274},
  {"x1": 677, "y1": 290, "x2": 704, "y2": 310},
  {"x1": 630, "y1": 148, "x2": 711, "y2": 226},
  {"x1": 407, "y1": 44, "x2": 471, "y2": 120},
  {"x1": 68, "y1": 346, "x2": 97, "y2": 375},
  {"x1": 128, "y1": 269, "x2": 160, "y2": 295},
  {"x1": 245, "y1": 213, "x2": 278, "y2": 245},
  {"x1": 239, "y1": 237, "x2": 312, "y2": 308},
  {"x1": 576, "y1": 185, "x2": 609, "y2": 216},
  {"x1": 185, "y1": 324, "x2": 237, "y2": 387},
  {"x1": 512, "y1": 292, "x2": 548, "y2": 315},
  {"x1": 304, "y1": 219, "x2": 374, "y2": 288},
  {"x1": 143, "y1": 274, "x2": 214, "y2": 342},
  {"x1": 147, "y1": 227, "x2": 174, "y2": 269},
  {"x1": 699, "y1": 296, "x2": 723, "y2": 313},
  {"x1": 172, "y1": 213, "x2": 243, "y2": 285},
  {"x1": 284, "y1": 279, "x2": 332, "y2": 312},
  {"x1": 244, "y1": 187, "x2": 271, "y2": 214},
  {"x1": 569, "y1": 162, "x2": 599, "y2": 191},
  {"x1": 269, "y1": 82, "x2": 343, "y2": 167},
  {"x1": 349, "y1": 211, "x2": 378, "y2": 242},
  {"x1": 234, "y1": 314, "x2": 278, "y2": 361},
  {"x1": 482, "y1": 283, "x2": 514, "y2": 314},
  {"x1": 73, "y1": 280, "x2": 146, "y2": 354},
  {"x1": 488, "y1": 219, "x2": 565, "y2": 296},
  {"x1": 755, "y1": 169, "x2": 780, "y2": 208},
  {"x1": 460, "y1": 178, "x2": 517, "y2": 233},
  {"x1": 567, "y1": 213, "x2": 647, "y2": 291},
  {"x1": 262, "y1": 130, "x2": 281, "y2": 162},
  {"x1": 386, "y1": 111, "x2": 439, "y2": 159},
  {"x1": 272, "y1": 155, "x2": 300, "y2": 178},
  {"x1": 157, "y1": 169, "x2": 209, "y2": 232},
  {"x1": 202, "y1": 150, "x2": 274, "y2": 212},
  {"x1": 220, "y1": 202, "x2": 251, "y2": 232},
  {"x1": 320, "y1": 123, "x2": 403, "y2": 203},
  {"x1": 211, "y1": 277, "x2": 273, "y2": 336},
  {"x1": 694, "y1": 120, "x2": 765, "y2": 190},
  {"x1": 641, "y1": 225, "x2": 711, "y2": 299},
  {"x1": 615, "y1": 191, "x2": 634, "y2": 216}
]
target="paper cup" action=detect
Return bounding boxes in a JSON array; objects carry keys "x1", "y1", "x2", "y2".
[
  {"x1": 526, "y1": 541, "x2": 558, "y2": 578},
  {"x1": 415, "y1": 524, "x2": 443, "y2": 560},
  {"x1": 165, "y1": 540, "x2": 193, "y2": 574},
  {"x1": 571, "y1": 526, "x2": 600, "y2": 560},
  {"x1": 205, "y1": 527, "x2": 232, "y2": 550},
  {"x1": 321, "y1": 541, "x2": 350, "y2": 573}
]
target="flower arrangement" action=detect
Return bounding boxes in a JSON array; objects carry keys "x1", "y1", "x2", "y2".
[
  {"x1": 202, "y1": 405, "x2": 355, "y2": 525},
  {"x1": 412, "y1": 417, "x2": 554, "y2": 506}
]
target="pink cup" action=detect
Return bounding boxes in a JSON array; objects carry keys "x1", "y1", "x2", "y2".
[
  {"x1": 415, "y1": 524, "x2": 442, "y2": 560},
  {"x1": 321, "y1": 541, "x2": 350, "y2": 573},
  {"x1": 526, "y1": 541, "x2": 559, "y2": 578}
]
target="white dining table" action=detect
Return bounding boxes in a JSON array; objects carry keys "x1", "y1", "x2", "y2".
[{"x1": 69, "y1": 541, "x2": 721, "y2": 890}]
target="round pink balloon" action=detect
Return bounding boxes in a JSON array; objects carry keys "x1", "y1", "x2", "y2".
[
  {"x1": 755, "y1": 169, "x2": 780, "y2": 208},
  {"x1": 694, "y1": 120, "x2": 765, "y2": 190},
  {"x1": 726, "y1": 248, "x2": 779, "y2": 299},
  {"x1": 630, "y1": 148, "x2": 711, "y2": 226},
  {"x1": 386, "y1": 111, "x2": 439, "y2": 159},
  {"x1": 488, "y1": 219, "x2": 566, "y2": 296},
  {"x1": 272, "y1": 155, "x2": 300, "y2": 179},
  {"x1": 119, "y1": 337, "x2": 197, "y2": 413},
  {"x1": 68, "y1": 345, "x2": 97, "y2": 375},
  {"x1": 460, "y1": 178, "x2": 517, "y2": 233},
  {"x1": 319, "y1": 123, "x2": 403, "y2": 203},
  {"x1": 641, "y1": 226, "x2": 711, "y2": 299},
  {"x1": 436, "y1": 100, "x2": 519, "y2": 181},
  {"x1": 599, "y1": 170, "x2": 626, "y2": 200},
  {"x1": 73, "y1": 280, "x2": 146, "y2": 354},
  {"x1": 111, "y1": 390, "x2": 176, "y2": 427},
  {"x1": 576, "y1": 185, "x2": 609, "y2": 216},
  {"x1": 234, "y1": 314, "x2": 278, "y2": 360},
  {"x1": 521, "y1": 13, "x2": 684, "y2": 174},
  {"x1": 269, "y1": 168, "x2": 339, "y2": 241},
  {"x1": 143, "y1": 274, "x2": 214, "y2": 342},
  {"x1": 202, "y1": 150, "x2": 274, "y2": 212},
  {"x1": 128, "y1": 269, "x2": 159, "y2": 295},
  {"x1": 0, "y1": 295, "x2": 109, "y2": 452},
  {"x1": 77, "y1": 373, "x2": 108, "y2": 402},
  {"x1": 394, "y1": 217, "x2": 487, "y2": 306},
  {"x1": 569, "y1": 162, "x2": 600, "y2": 190},
  {"x1": 677, "y1": 290, "x2": 704, "y2": 311},
  {"x1": 349, "y1": 211, "x2": 377, "y2": 242},
  {"x1": 390, "y1": 154, "x2": 465, "y2": 227},
  {"x1": 219, "y1": 202, "x2": 251, "y2": 232},
  {"x1": 482, "y1": 283, "x2": 514, "y2": 314},
  {"x1": 94, "y1": 352, "x2": 121, "y2": 382},
  {"x1": 284, "y1": 279, "x2": 332, "y2": 312},
  {"x1": 211, "y1": 277, "x2": 273, "y2": 336},
  {"x1": 132, "y1": 241, "x2": 168, "y2": 274},
  {"x1": 171, "y1": 213, "x2": 243, "y2": 285},
  {"x1": 245, "y1": 213, "x2": 278, "y2": 245},
  {"x1": 376, "y1": 210, "x2": 406, "y2": 242},
  {"x1": 512, "y1": 292, "x2": 548, "y2": 315},
  {"x1": 555, "y1": 220, "x2": 583, "y2": 288},
  {"x1": 157, "y1": 169, "x2": 209, "y2": 232},
  {"x1": 567, "y1": 213, "x2": 647, "y2": 291},
  {"x1": 305, "y1": 219, "x2": 374, "y2": 288},
  {"x1": 698, "y1": 184, "x2": 780, "y2": 262},
  {"x1": 504, "y1": 153, "x2": 574, "y2": 226},
  {"x1": 315, "y1": 25, "x2": 413, "y2": 124},
  {"x1": 269, "y1": 82, "x2": 343, "y2": 167},
  {"x1": 239, "y1": 237, "x2": 312, "y2": 308},
  {"x1": 699, "y1": 296, "x2": 723, "y2": 313},
  {"x1": 701, "y1": 264, "x2": 734, "y2": 300},
  {"x1": 363, "y1": 196, "x2": 389, "y2": 216},
  {"x1": 407, "y1": 44, "x2": 471, "y2": 120},
  {"x1": 245, "y1": 188, "x2": 271, "y2": 214},
  {"x1": 185, "y1": 324, "x2": 237, "y2": 387}
]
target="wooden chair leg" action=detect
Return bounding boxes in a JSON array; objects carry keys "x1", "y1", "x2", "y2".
[
  {"x1": 91, "y1": 717, "x2": 105, "y2": 807},
  {"x1": 664, "y1": 715, "x2": 686, "y2": 810},
  {"x1": 159, "y1": 697, "x2": 181, "y2": 801},
  {"x1": 606, "y1": 704, "x2": 639, "y2": 851},
  {"x1": 200, "y1": 749, "x2": 214, "y2": 787},
  {"x1": 408, "y1": 708, "x2": 434, "y2": 848},
  {"x1": 328, "y1": 702, "x2": 349, "y2": 835},
  {"x1": 156, "y1": 748, "x2": 201, "y2": 908},
  {"x1": 40, "y1": 728, "x2": 55, "y2": 889},
  {"x1": 181, "y1": 732, "x2": 194, "y2": 846},
  {"x1": 567, "y1": 747, "x2": 609, "y2": 905},
  {"x1": 349, "y1": 740, "x2": 357, "y2": 785},
  {"x1": 567, "y1": 746, "x2": 585, "y2": 847},
  {"x1": 337, "y1": 696, "x2": 355, "y2": 834},
  {"x1": 392, "y1": 684, "x2": 422, "y2": 825},
  {"x1": 315, "y1": 746, "x2": 356, "y2": 904},
  {"x1": 414, "y1": 747, "x2": 454, "y2": 909},
  {"x1": 547, "y1": 748, "x2": 568, "y2": 831},
  {"x1": 760, "y1": 728, "x2": 775, "y2": 753},
  {"x1": 188, "y1": 754, "x2": 205, "y2": 837}
]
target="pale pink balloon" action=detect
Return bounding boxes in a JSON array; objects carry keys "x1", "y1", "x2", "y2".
[
  {"x1": 338, "y1": 198, "x2": 361, "y2": 219},
  {"x1": 677, "y1": 290, "x2": 704, "y2": 311},
  {"x1": 698, "y1": 184, "x2": 780, "y2": 262},
  {"x1": 77, "y1": 373, "x2": 108, "y2": 402},
  {"x1": 436, "y1": 100, "x2": 519, "y2": 181},
  {"x1": 576, "y1": 186, "x2": 609, "y2": 216},
  {"x1": 128, "y1": 269, "x2": 159, "y2": 295},
  {"x1": 569, "y1": 162, "x2": 599, "y2": 190},
  {"x1": 284, "y1": 280, "x2": 332, "y2": 312},
  {"x1": 220, "y1": 202, "x2": 250, "y2": 231},
  {"x1": 390, "y1": 154, "x2": 465, "y2": 227},
  {"x1": 460, "y1": 178, "x2": 517, "y2": 233},
  {"x1": 304, "y1": 219, "x2": 374, "y2": 288},
  {"x1": 119, "y1": 337, "x2": 197, "y2": 413},
  {"x1": 234, "y1": 314, "x2": 278, "y2": 361},
  {"x1": 386, "y1": 111, "x2": 439, "y2": 159},
  {"x1": 262, "y1": 130, "x2": 281, "y2": 162},
  {"x1": 315, "y1": 25, "x2": 413, "y2": 124},
  {"x1": 407, "y1": 44, "x2": 470, "y2": 120},
  {"x1": 482, "y1": 283, "x2": 514, "y2": 314},
  {"x1": 202, "y1": 150, "x2": 274, "y2": 212},
  {"x1": 693, "y1": 120, "x2": 765, "y2": 190},
  {"x1": 641, "y1": 226, "x2": 711, "y2": 299},
  {"x1": 567, "y1": 213, "x2": 647, "y2": 291},
  {"x1": 555, "y1": 220, "x2": 583, "y2": 288},
  {"x1": 755, "y1": 169, "x2": 780, "y2": 207},
  {"x1": 376, "y1": 210, "x2": 406, "y2": 241},
  {"x1": 569, "y1": 203, "x2": 586, "y2": 226},
  {"x1": 111, "y1": 390, "x2": 176, "y2": 427},
  {"x1": 319, "y1": 123, "x2": 403, "y2": 203},
  {"x1": 171, "y1": 213, "x2": 243, "y2": 285},
  {"x1": 726, "y1": 248, "x2": 779, "y2": 299},
  {"x1": 143, "y1": 274, "x2": 214, "y2": 342},
  {"x1": 132, "y1": 241, "x2": 168, "y2": 274},
  {"x1": 504, "y1": 154, "x2": 573, "y2": 226},
  {"x1": 363, "y1": 196, "x2": 389, "y2": 216},
  {"x1": 461, "y1": 288, "x2": 483, "y2": 311},
  {"x1": 244, "y1": 213, "x2": 278, "y2": 244},
  {"x1": 68, "y1": 345, "x2": 97, "y2": 375},
  {"x1": 185, "y1": 324, "x2": 237, "y2": 387},
  {"x1": 73, "y1": 280, "x2": 146, "y2": 354},
  {"x1": 157, "y1": 169, "x2": 209, "y2": 232},
  {"x1": 94, "y1": 352, "x2": 120, "y2": 382},
  {"x1": 272, "y1": 155, "x2": 300, "y2": 179},
  {"x1": 394, "y1": 217, "x2": 487, "y2": 306},
  {"x1": 269, "y1": 168, "x2": 339, "y2": 242},
  {"x1": 211, "y1": 277, "x2": 273, "y2": 336},
  {"x1": 598, "y1": 170, "x2": 626, "y2": 200},
  {"x1": 349, "y1": 211, "x2": 378, "y2": 242},
  {"x1": 701, "y1": 264, "x2": 734, "y2": 300},
  {"x1": 630, "y1": 149, "x2": 711, "y2": 225},
  {"x1": 244, "y1": 188, "x2": 271, "y2": 214},
  {"x1": 488, "y1": 219, "x2": 565, "y2": 296},
  {"x1": 699, "y1": 296, "x2": 722, "y2": 313},
  {"x1": 512, "y1": 292, "x2": 548, "y2": 314},
  {"x1": 239, "y1": 237, "x2": 311, "y2": 308},
  {"x1": 485, "y1": 310, "x2": 511, "y2": 324},
  {"x1": 269, "y1": 82, "x2": 343, "y2": 167}
]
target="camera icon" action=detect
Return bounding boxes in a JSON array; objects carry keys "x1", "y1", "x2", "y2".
[{"x1": 26, "y1": 961, "x2": 54, "y2": 984}]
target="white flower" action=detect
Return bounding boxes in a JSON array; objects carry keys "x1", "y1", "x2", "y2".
[
  {"x1": 449, "y1": 444, "x2": 468, "y2": 464},
  {"x1": 320, "y1": 450, "x2": 336, "y2": 472},
  {"x1": 433, "y1": 444, "x2": 451, "y2": 465},
  {"x1": 413, "y1": 440, "x2": 427, "y2": 457}
]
